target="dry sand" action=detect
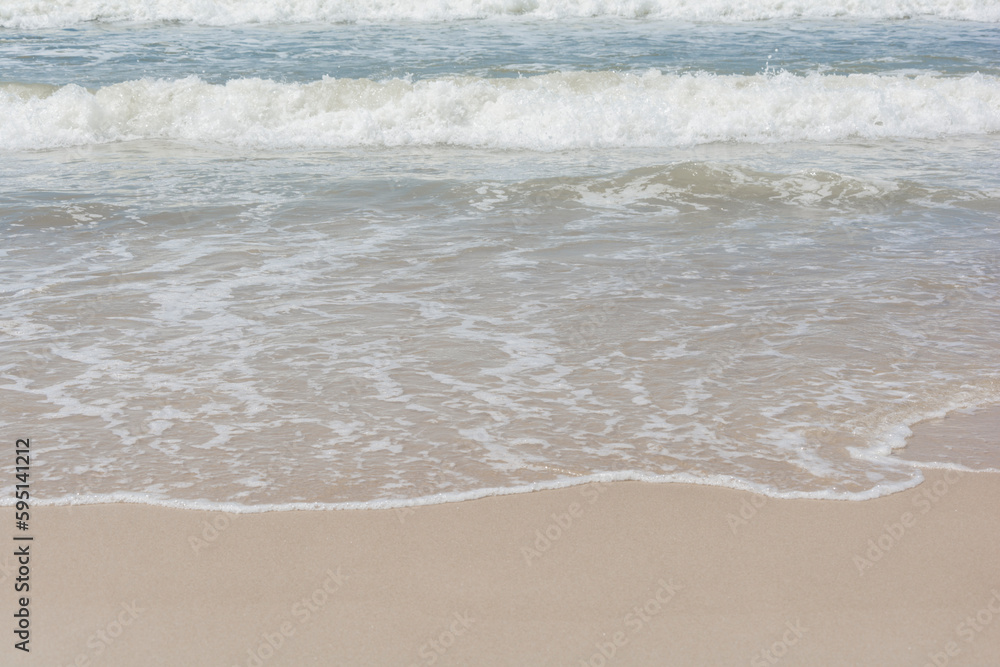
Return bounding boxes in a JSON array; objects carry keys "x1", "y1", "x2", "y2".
[{"x1": 2, "y1": 464, "x2": 999, "y2": 666}]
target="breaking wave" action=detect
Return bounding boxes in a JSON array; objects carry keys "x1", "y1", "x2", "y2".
[
  {"x1": 2, "y1": 0, "x2": 999, "y2": 28},
  {"x1": 2, "y1": 70, "x2": 999, "y2": 151}
]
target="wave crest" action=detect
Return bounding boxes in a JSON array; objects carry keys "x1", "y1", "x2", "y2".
[
  {"x1": 2, "y1": 0, "x2": 999, "y2": 28},
  {"x1": 2, "y1": 71, "x2": 998, "y2": 150}
]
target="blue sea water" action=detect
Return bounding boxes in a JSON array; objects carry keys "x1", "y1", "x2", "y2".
[{"x1": 1, "y1": 0, "x2": 999, "y2": 510}]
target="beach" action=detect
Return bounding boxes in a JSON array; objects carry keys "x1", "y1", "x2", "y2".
[
  {"x1": 6, "y1": 464, "x2": 999, "y2": 666},
  {"x1": 3, "y1": 2, "x2": 1000, "y2": 664}
]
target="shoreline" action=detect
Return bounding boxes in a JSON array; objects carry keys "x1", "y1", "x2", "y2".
[
  {"x1": 11, "y1": 405, "x2": 1000, "y2": 515},
  {"x1": 4, "y1": 469, "x2": 999, "y2": 666}
]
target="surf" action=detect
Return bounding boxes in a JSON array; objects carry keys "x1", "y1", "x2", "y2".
[
  {"x1": 2, "y1": 71, "x2": 999, "y2": 151},
  {"x1": 2, "y1": 0, "x2": 999, "y2": 28}
]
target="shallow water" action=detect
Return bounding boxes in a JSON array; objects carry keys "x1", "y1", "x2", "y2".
[{"x1": 2, "y1": 4, "x2": 999, "y2": 509}]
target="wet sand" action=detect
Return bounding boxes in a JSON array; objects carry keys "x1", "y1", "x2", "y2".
[{"x1": 3, "y1": 467, "x2": 999, "y2": 666}]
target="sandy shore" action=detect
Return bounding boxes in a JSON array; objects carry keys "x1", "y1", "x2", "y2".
[{"x1": 1, "y1": 468, "x2": 998, "y2": 666}]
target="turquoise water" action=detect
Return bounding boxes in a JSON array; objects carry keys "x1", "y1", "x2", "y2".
[{"x1": 1, "y1": 2, "x2": 999, "y2": 509}]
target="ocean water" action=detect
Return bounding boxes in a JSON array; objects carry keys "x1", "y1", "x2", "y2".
[{"x1": 2, "y1": 0, "x2": 999, "y2": 511}]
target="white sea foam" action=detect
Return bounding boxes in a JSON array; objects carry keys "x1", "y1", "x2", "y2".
[
  {"x1": 2, "y1": 0, "x2": 998, "y2": 28},
  {"x1": 2, "y1": 71, "x2": 999, "y2": 151},
  {"x1": 0, "y1": 466, "x2": 930, "y2": 513},
  {"x1": 3, "y1": 155, "x2": 999, "y2": 509}
]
